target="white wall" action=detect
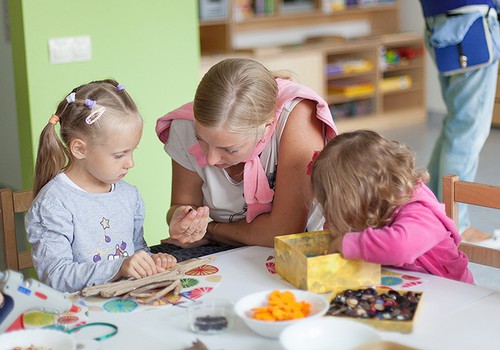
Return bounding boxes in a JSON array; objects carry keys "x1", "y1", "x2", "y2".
[
  {"x1": 399, "y1": 0, "x2": 446, "y2": 114},
  {"x1": 0, "y1": 0, "x2": 22, "y2": 189}
]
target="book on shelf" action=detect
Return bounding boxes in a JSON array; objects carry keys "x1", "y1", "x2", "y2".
[
  {"x1": 282, "y1": 0, "x2": 316, "y2": 13},
  {"x1": 322, "y1": 0, "x2": 346, "y2": 13},
  {"x1": 232, "y1": 0, "x2": 256, "y2": 21},
  {"x1": 326, "y1": 59, "x2": 374, "y2": 76},
  {"x1": 254, "y1": 0, "x2": 275, "y2": 15},
  {"x1": 380, "y1": 75, "x2": 412, "y2": 92},
  {"x1": 329, "y1": 80, "x2": 375, "y2": 98}
]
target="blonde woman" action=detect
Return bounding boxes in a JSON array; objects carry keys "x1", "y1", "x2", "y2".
[
  {"x1": 26, "y1": 80, "x2": 176, "y2": 292},
  {"x1": 310, "y1": 130, "x2": 473, "y2": 284},
  {"x1": 156, "y1": 58, "x2": 337, "y2": 247}
]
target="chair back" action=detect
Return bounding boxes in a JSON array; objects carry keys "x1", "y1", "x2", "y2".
[
  {"x1": 0, "y1": 188, "x2": 34, "y2": 270},
  {"x1": 442, "y1": 175, "x2": 500, "y2": 268}
]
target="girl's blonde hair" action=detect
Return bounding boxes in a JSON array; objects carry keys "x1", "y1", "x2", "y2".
[
  {"x1": 33, "y1": 79, "x2": 142, "y2": 196},
  {"x1": 194, "y1": 58, "x2": 290, "y2": 137},
  {"x1": 311, "y1": 130, "x2": 429, "y2": 235}
]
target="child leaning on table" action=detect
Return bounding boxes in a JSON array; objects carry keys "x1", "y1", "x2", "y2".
[
  {"x1": 25, "y1": 79, "x2": 177, "y2": 293},
  {"x1": 309, "y1": 130, "x2": 473, "y2": 284}
]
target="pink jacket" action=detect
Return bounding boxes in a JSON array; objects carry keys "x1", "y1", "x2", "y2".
[
  {"x1": 342, "y1": 184, "x2": 473, "y2": 284},
  {"x1": 156, "y1": 78, "x2": 337, "y2": 222}
]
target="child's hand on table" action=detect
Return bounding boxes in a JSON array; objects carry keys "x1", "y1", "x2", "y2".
[
  {"x1": 152, "y1": 253, "x2": 177, "y2": 270},
  {"x1": 327, "y1": 233, "x2": 344, "y2": 254},
  {"x1": 117, "y1": 251, "x2": 175, "y2": 280}
]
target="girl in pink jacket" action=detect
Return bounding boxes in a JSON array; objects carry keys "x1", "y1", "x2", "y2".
[{"x1": 310, "y1": 130, "x2": 473, "y2": 284}]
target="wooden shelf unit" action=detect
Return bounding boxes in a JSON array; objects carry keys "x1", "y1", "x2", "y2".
[
  {"x1": 200, "y1": 1, "x2": 400, "y2": 54},
  {"x1": 199, "y1": 0, "x2": 426, "y2": 131}
]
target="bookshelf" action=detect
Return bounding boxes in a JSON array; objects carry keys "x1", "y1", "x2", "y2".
[{"x1": 199, "y1": 0, "x2": 426, "y2": 131}]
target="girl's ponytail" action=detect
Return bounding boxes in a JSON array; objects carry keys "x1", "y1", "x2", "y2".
[{"x1": 33, "y1": 114, "x2": 69, "y2": 197}]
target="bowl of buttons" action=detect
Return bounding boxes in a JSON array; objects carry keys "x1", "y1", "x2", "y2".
[
  {"x1": 280, "y1": 317, "x2": 381, "y2": 350},
  {"x1": 234, "y1": 289, "x2": 329, "y2": 339}
]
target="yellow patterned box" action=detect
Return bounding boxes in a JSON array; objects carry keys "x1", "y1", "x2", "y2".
[{"x1": 274, "y1": 231, "x2": 381, "y2": 293}]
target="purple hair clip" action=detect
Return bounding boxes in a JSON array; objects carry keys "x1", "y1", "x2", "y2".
[
  {"x1": 116, "y1": 84, "x2": 125, "y2": 91},
  {"x1": 66, "y1": 92, "x2": 76, "y2": 104},
  {"x1": 84, "y1": 99, "x2": 96, "y2": 109},
  {"x1": 86, "y1": 107, "x2": 106, "y2": 125}
]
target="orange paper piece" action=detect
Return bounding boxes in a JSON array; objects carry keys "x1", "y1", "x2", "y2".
[{"x1": 251, "y1": 290, "x2": 311, "y2": 322}]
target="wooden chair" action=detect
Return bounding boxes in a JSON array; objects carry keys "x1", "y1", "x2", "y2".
[
  {"x1": 0, "y1": 188, "x2": 34, "y2": 270},
  {"x1": 442, "y1": 175, "x2": 500, "y2": 268}
]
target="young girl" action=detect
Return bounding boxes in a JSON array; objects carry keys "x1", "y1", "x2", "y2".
[
  {"x1": 310, "y1": 130, "x2": 473, "y2": 284},
  {"x1": 26, "y1": 79, "x2": 177, "y2": 293}
]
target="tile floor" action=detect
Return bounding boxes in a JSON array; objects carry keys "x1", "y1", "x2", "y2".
[{"x1": 379, "y1": 113, "x2": 500, "y2": 291}]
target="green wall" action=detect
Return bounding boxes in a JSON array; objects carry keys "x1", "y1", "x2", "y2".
[{"x1": 9, "y1": 0, "x2": 200, "y2": 245}]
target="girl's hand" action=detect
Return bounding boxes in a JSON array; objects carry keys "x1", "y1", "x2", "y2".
[
  {"x1": 327, "y1": 234, "x2": 344, "y2": 254},
  {"x1": 118, "y1": 250, "x2": 162, "y2": 280},
  {"x1": 152, "y1": 253, "x2": 177, "y2": 270},
  {"x1": 168, "y1": 205, "x2": 210, "y2": 244}
]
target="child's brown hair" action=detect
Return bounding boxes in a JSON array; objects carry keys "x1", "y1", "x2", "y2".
[{"x1": 311, "y1": 130, "x2": 429, "y2": 235}]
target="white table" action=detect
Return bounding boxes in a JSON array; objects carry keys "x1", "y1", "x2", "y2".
[{"x1": 84, "y1": 246, "x2": 499, "y2": 350}]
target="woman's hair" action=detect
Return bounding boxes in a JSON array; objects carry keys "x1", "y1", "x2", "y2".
[
  {"x1": 311, "y1": 130, "x2": 429, "y2": 235},
  {"x1": 33, "y1": 79, "x2": 142, "y2": 196},
  {"x1": 193, "y1": 58, "x2": 286, "y2": 137}
]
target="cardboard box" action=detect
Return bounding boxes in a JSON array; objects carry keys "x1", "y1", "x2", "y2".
[
  {"x1": 327, "y1": 288, "x2": 423, "y2": 333},
  {"x1": 274, "y1": 231, "x2": 381, "y2": 293}
]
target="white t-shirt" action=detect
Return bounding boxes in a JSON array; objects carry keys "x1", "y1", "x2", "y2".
[{"x1": 165, "y1": 98, "x2": 324, "y2": 231}]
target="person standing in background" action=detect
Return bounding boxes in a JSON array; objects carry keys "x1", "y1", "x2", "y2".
[{"x1": 419, "y1": 0, "x2": 500, "y2": 248}]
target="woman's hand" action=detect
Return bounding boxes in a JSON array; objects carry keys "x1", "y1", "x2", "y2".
[
  {"x1": 118, "y1": 251, "x2": 163, "y2": 280},
  {"x1": 168, "y1": 205, "x2": 210, "y2": 244}
]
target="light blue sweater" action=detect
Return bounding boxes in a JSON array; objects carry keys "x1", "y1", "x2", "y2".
[{"x1": 26, "y1": 174, "x2": 149, "y2": 292}]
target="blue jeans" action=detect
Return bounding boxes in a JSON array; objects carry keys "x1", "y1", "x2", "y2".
[{"x1": 425, "y1": 36, "x2": 499, "y2": 232}]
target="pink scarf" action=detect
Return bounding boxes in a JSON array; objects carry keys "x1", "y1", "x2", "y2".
[{"x1": 156, "y1": 78, "x2": 337, "y2": 222}]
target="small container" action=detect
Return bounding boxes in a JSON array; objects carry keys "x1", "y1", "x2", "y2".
[{"x1": 187, "y1": 299, "x2": 235, "y2": 334}]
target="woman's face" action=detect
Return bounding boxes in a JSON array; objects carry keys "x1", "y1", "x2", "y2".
[{"x1": 194, "y1": 122, "x2": 259, "y2": 167}]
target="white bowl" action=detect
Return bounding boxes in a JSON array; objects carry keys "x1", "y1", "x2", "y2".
[
  {"x1": 0, "y1": 329, "x2": 76, "y2": 350},
  {"x1": 234, "y1": 289, "x2": 329, "y2": 339},
  {"x1": 280, "y1": 317, "x2": 381, "y2": 350}
]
